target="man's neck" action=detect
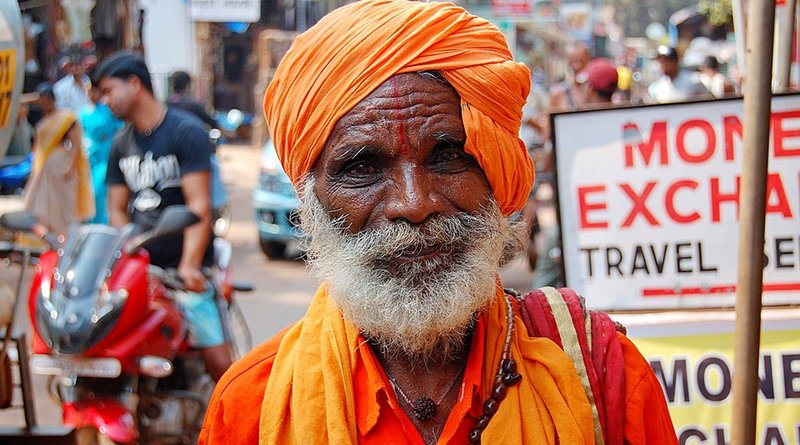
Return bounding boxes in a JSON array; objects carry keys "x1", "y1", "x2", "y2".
[
  {"x1": 130, "y1": 96, "x2": 166, "y2": 133},
  {"x1": 368, "y1": 332, "x2": 473, "y2": 445}
]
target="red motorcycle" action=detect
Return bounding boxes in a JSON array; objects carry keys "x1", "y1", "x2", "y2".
[{"x1": 0, "y1": 206, "x2": 252, "y2": 444}]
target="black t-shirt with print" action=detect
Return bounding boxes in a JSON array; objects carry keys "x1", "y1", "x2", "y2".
[{"x1": 106, "y1": 107, "x2": 214, "y2": 268}]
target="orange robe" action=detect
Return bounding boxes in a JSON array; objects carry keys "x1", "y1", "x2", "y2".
[{"x1": 200, "y1": 287, "x2": 676, "y2": 444}]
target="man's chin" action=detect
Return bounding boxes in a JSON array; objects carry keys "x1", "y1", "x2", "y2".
[{"x1": 357, "y1": 313, "x2": 478, "y2": 363}]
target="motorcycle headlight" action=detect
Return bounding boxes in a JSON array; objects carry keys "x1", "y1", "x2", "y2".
[{"x1": 35, "y1": 285, "x2": 128, "y2": 355}]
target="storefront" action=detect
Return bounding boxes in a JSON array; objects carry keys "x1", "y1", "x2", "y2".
[{"x1": 17, "y1": 0, "x2": 143, "y2": 92}]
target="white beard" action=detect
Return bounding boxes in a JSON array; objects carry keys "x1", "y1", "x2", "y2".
[{"x1": 298, "y1": 179, "x2": 526, "y2": 360}]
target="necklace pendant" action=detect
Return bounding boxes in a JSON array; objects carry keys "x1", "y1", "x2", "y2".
[{"x1": 412, "y1": 397, "x2": 437, "y2": 421}]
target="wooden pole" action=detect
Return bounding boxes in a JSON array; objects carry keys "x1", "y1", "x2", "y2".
[
  {"x1": 731, "y1": 0, "x2": 775, "y2": 442},
  {"x1": 775, "y1": 0, "x2": 798, "y2": 91},
  {"x1": 731, "y1": 0, "x2": 748, "y2": 74}
]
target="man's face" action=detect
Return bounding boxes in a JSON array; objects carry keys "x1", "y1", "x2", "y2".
[
  {"x1": 658, "y1": 57, "x2": 678, "y2": 77},
  {"x1": 567, "y1": 45, "x2": 590, "y2": 75},
  {"x1": 302, "y1": 73, "x2": 523, "y2": 358},
  {"x1": 312, "y1": 73, "x2": 493, "y2": 234},
  {"x1": 38, "y1": 96, "x2": 55, "y2": 114},
  {"x1": 98, "y1": 76, "x2": 136, "y2": 120},
  {"x1": 70, "y1": 63, "x2": 86, "y2": 79}
]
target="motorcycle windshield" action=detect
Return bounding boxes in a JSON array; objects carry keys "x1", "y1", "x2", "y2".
[
  {"x1": 37, "y1": 224, "x2": 135, "y2": 355},
  {"x1": 57, "y1": 225, "x2": 129, "y2": 295}
]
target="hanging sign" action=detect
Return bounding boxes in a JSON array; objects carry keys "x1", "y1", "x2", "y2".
[{"x1": 189, "y1": 0, "x2": 261, "y2": 23}]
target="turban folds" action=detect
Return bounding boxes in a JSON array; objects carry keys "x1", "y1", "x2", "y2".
[{"x1": 264, "y1": 0, "x2": 534, "y2": 215}]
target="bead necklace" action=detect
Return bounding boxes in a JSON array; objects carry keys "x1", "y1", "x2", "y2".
[
  {"x1": 387, "y1": 363, "x2": 465, "y2": 422},
  {"x1": 379, "y1": 293, "x2": 521, "y2": 442},
  {"x1": 468, "y1": 292, "x2": 521, "y2": 444}
]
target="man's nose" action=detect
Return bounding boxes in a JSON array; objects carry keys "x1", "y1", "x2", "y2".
[{"x1": 383, "y1": 166, "x2": 445, "y2": 225}]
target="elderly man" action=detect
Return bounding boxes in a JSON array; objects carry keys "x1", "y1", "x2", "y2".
[{"x1": 200, "y1": 1, "x2": 676, "y2": 444}]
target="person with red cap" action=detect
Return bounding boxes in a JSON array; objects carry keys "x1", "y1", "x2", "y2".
[
  {"x1": 582, "y1": 58, "x2": 619, "y2": 105},
  {"x1": 200, "y1": 1, "x2": 677, "y2": 444}
]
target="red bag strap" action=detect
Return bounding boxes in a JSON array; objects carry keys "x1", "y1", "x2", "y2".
[{"x1": 512, "y1": 287, "x2": 626, "y2": 445}]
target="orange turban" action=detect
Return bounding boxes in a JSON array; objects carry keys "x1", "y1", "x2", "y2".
[{"x1": 264, "y1": 0, "x2": 534, "y2": 215}]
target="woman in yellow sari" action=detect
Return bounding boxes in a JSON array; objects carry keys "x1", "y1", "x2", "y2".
[{"x1": 23, "y1": 83, "x2": 94, "y2": 234}]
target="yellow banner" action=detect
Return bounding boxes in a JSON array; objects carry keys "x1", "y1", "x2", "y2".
[
  {"x1": 634, "y1": 329, "x2": 800, "y2": 445},
  {"x1": 0, "y1": 48, "x2": 15, "y2": 128}
]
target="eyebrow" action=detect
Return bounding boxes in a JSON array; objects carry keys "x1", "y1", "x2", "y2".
[
  {"x1": 331, "y1": 145, "x2": 373, "y2": 163},
  {"x1": 433, "y1": 131, "x2": 464, "y2": 143}
]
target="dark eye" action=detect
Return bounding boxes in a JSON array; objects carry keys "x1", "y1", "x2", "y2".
[
  {"x1": 431, "y1": 143, "x2": 470, "y2": 173},
  {"x1": 330, "y1": 157, "x2": 382, "y2": 188},
  {"x1": 344, "y1": 160, "x2": 379, "y2": 177}
]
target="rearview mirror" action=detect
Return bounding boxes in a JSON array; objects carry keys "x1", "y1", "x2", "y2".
[
  {"x1": 127, "y1": 206, "x2": 200, "y2": 254},
  {"x1": 0, "y1": 211, "x2": 38, "y2": 232}
]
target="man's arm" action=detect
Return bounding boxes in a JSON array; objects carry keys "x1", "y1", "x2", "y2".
[
  {"x1": 190, "y1": 102, "x2": 218, "y2": 129},
  {"x1": 178, "y1": 170, "x2": 212, "y2": 292},
  {"x1": 107, "y1": 185, "x2": 131, "y2": 228},
  {"x1": 62, "y1": 123, "x2": 82, "y2": 178},
  {"x1": 620, "y1": 334, "x2": 678, "y2": 444}
]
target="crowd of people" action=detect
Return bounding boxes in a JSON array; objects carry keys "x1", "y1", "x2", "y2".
[
  {"x1": 9, "y1": 48, "x2": 225, "y2": 229},
  {"x1": 518, "y1": 41, "x2": 737, "y2": 291}
]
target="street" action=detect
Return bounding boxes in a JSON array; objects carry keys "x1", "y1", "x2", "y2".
[{"x1": 0, "y1": 142, "x2": 533, "y2": 430}]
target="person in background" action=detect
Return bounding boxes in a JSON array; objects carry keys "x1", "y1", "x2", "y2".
[
  {"x1": 548, "y1": 42, "x2": 591, "y2": 112},
  {"x1": 53, "y1": 48, "x2": 94, "y2": 114},
  {"x1": 200, "y1": 1, "x2": 677, "y2": 443},
  {"x1": 96, "y1": 52, "x2": 232, "y2": 382},
  {"x1": 7, "y1": 101, "x2": 34, "y2": 158},
  {"x1": 79, "y1": 74, "x2": 124, "y2": 224},
  {"x1": 528, "y1": 58, "x2": 619, "y2": 291},
  {"x1": 582, "y1": 58, "x2": 619, "y2": 106},
  {"x1": 167, "y1": 71, "x2": 217, "y2": 129},
  {"x1": 167, "y1": 70, "x2": 230, "y2": 229},
  {"x1": 698, "y1": 55, "x2": 735, "y2": 98},
  {"x1": 647, "y1": 46, "x2": 711, "y2": 103},
  {"x1": 24, "y1": 82, "x2": 94, "y2": 233}
]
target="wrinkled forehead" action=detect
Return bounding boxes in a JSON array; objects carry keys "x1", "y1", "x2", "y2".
[
  {"x1": 338, "y1": 72, "x2": 459, "y2": 121},
  {"x1": 318, "y1": 72, "x2": 466, "y2": 157}
]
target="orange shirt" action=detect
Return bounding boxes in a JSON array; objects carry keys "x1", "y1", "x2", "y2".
[{"x1": 200, "y1": 318, "x2": 676, "y2": 444}]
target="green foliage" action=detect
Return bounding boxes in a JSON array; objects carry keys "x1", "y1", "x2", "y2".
[{"x1": 698, "y1": 0, "x2": 733, "y2": 26}]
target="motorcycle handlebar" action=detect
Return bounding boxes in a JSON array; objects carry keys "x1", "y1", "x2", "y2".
[{"x1": 147, "y1": 266, "x2": 187, "y2": 292}]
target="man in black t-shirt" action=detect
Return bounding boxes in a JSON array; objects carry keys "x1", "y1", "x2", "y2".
[{"x1": 95, "y1": 52, "x2": 232, "y2": 382}]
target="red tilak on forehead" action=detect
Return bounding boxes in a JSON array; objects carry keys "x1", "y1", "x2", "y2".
[{"x1": 390, "y1": 76, "x2": 409, "y2": 156}]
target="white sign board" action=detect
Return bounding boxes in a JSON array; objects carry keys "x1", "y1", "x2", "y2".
[
  {"x1": 553, "y1": 95, "x2": 800, "y2": 310},
  {"x1": 189, "y1": 0, "x2": 260, "y2": 23}
]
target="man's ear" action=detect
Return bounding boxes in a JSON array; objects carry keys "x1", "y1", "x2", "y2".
[{"x1": 127, "y1": 74, "x2": 142, "y2": 92}]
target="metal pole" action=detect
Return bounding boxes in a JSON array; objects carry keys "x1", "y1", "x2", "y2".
[{"x1": 731, "y1": 0, "x2": 775, "y2": 442}]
